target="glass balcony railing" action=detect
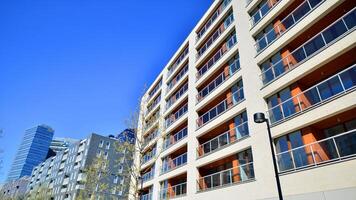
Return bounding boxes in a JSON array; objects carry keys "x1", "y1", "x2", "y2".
[
  {"x1": 268, "y1": 64, "x2": 356, "y2": 124},
  {"x1": 142, "y1": 169, "x2": 155, "y2": 183},
  {"x1": 167, "y1": 64, "x2": 188, "y2": 93},
  {"x1": 276, "y1": 129, "x2": 356, "y2": 173},
  {"x1": 143, "y1": 130, "x2": 159, "y2": 148},
  {"x1": 260, "y1": 8, "x2": 356, "y2": 85},
  {"x1": 161, "y1": 153, "x2": 188, "y2": 174},
  {"x1": 163, "y1": 127, "x2": 188, "y2": 150},
  {"x1": 165, "y1": 103, "x2": 188, "y2": 128},
  {"x1": 167, "y1": 47, "x2": 189, "y2": 78},
  {"x1": 198, "y1": 122, "x2": 249, "y2": 157},
  {"x1": 197, "y1": 34, "x2": 237, "y2": 80},
  {"x1": 159, "y1": 182, "x2": 187, "y2": 200},
  {"x1": 166, "y1": 83, "x2": 188, "y2": 110},
  {"x1": 140, "y1": 193, "x2": 152, "y2": 200},
  {"x1": 197, "y1": 87, "x2": 244, "y2": 128},
  {"x1": 255, "y1": 0, "x2": 324, "y2": 53},
  {"x1": 197, "y1": 162, "x2": 255, "y2": 191},
  {"x1": 142, "y1": 148, "x2": 156, "y2": 164},
  {"x1": 196, "y1": 0, "x2": 232, "y2": 42},
  {"x1": 250, "y1": 0, "x2": 281, "y2": 27},
  {"x1": 197, "y1": 57, "x2": 240, "y2": 103},
  {"x1": 146, "y1": 95, "x2": 161, "y2": 116},
  {"x1": 148, "y1": 80, "x2": 162, "y2": 101},
  {"x1": 197, "y1": 12, "x2": 234, "y2": 59}
]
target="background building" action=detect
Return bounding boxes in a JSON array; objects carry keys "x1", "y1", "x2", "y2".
[
  {"x1": 7, "y1": 125, "x2": 54, "y2": 182},
  {"x1": 134, "y1": 0, "x2": 356, "y2": 200},
  {"x1": 27, "y1": 132, "x2": 134, "y2": 200},
  {"x1": 0, "y1": 176, "x2": 30, "y2": 199},
  {"x1": 50, "y1": 137, "x2": 79, "y2": 153}
]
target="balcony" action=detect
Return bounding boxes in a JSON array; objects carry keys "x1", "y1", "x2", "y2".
[
  {"x1": 268, "y1": 64, "x2": 356, "y2": 124},
  {"x1": 197, "y1": 86, "x2": 244, "y2": 128},
  {"x1": 197, "y1": 149, "x2": 254, "y2": 192},
  {"x1": 148, "y1": 79, "x2": 162, "y2": 101},
  {"x1": 161, "y1": 149, "x2": 187, "y2": 174},
  {"x1": 196, "y1": 33, "x2": 237, "y2": 80},
  {"x1": 159, "y1": 182, "x2": 187, "y2": 200},
  {"x1": 249, "y1": 0, "x2": 282, "y2": 27},
  {"x1": 166, "y1": 82, "x2": 188, "y2": 110},
  {"x1": 197, "y1": 11, "x2": 234, "y2": 60},
  {"x1": 198, "y1": 121, "x2": 249, "y2": 157},
  {"x1": 163, "y1": 126, "x2": 188, "y2": 150},
  {"x1": 140, "y1": 193, "x2": 152, "y2": 200},
  {"x1": 165, "y1": 102, "x2": 188, "y2": 128},
  {"x1": 197, "y1": 55, "x2": 240, "y2": 103},
  {"x1": 166, "y1": 63, "x2": 188, "y2": 94},
  {"x1": 142, "y1": 167, "x2": 155, "y2": 183},
  {"x1": 167, "y1": 46, "x2": 189, "y2": 79},
  {"x1": 142, "y1": 147, "x2": 157, "y2": 165},
  {"x1": 146, "y1": 95, "x2": 161, "y2": 117},
  {"x1": 145, "y1": 111, "x2": 160, "y2": 133},
  {"x1": 143, "y1": 130, "x2": 159, "y2": 149},
  {"x1": 196, "y1": 0, "x2": 232, "y2": 42},
  {"x1": 260, "y1": 8, "x2": 356, "y2": 86},
  {"x1": 254, "y1": 0, "x2": 324, "y2": 53}
]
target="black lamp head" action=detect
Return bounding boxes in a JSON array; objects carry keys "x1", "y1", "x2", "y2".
[{"x1": 254, "y1": 112, "x2": 266, "y2": 123}]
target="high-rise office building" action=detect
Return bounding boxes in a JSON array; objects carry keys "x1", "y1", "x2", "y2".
[
  {"x1": 27, "y1": 133, "x2": 134, "y2": 200},
  {"x1": 7, "y1": 125, "x2": 54, "y2": 182},
  {"x1": 134, "y1": 0, "x2": 356, "y2": 200}
]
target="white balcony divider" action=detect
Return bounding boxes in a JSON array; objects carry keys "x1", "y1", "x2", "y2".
[
  {"x1": 163, "y1": 127, "x2": 188, "y2": 150},
  {"x1": 161, "y1": 153, "x2": 188, "y2": 173},
  {"x1": 276, "y1": 129, "x2": 356, "y2": 173},
  {"x1": 167, "y1": 47, "x2": 189, "y2": 78},
  {"x1": 165, "y1": 103, "x2": 188, "y2": 128},
  {"x1": 260, "y1": 8, "x2": 356, "y2": 85},
  {"x1": 198, "y1": 121, "x2": 249, "y2": 157},
  {"x1": 166, "y1": 64, "x2": 188, "y2": 93},
  {"x1": 166, "y1": 82, "x2": 188, "y2": 110},
  {"x1": 250, "y1": 0, "x2": 281, "y2": 27},
  {"x1": 268, "y1": 64, "x2": 356, "y2": 124},
  {"x1": 196, "y1": 0, "x2": 232, "y2": 42},
  {"x1": 159, "y1": 182, "x2": 187, "y2": 200},
  {"x1": 197, "y1": 57, "x2": 240, "y2": 103},
  {"x1": 255, "y1": 0, "x2": 324, "y2": 53},
  {"x1": 197, "y1": 162, "x2": 254, "y2": 191},
  {"x1": 196, "y1": 34, "x2": 237, "y2": 80},
  {"x1": 197, "y1": 87, "x2": 244, "y2": 128},
  {"x1": 197, "y1": 12, "x2": 234, "y2": 59}
]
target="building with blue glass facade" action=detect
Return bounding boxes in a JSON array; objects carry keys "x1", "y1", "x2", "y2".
[{"x1": 7, "y1": 125, "x2": 54, "y2": 181}]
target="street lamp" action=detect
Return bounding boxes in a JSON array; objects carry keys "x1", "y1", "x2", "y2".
[{"x1": 254, "y1": 112, "x2": 284, "y2": 200}]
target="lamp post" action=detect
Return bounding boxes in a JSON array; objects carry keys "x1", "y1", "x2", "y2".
[{"x1": 254, "y1": 112, "x2": 284, "y2": 200}]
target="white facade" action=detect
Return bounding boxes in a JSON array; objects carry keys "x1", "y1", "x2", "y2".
[{"x1": 135, "y1": 0, "x2": 356, "y2": 200}]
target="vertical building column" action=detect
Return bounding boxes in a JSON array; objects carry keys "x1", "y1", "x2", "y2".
[{"x1": 233, "y1": 0, "x2": 279, "y2": 199}]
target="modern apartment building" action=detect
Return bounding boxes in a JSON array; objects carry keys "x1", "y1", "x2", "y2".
[
  {"x1": 50, "y1": 137, "x2": 79, "y2": 153},
  {"x1": 7, "y1": 124, "x2": 54, "y2": 181},
  {"x1": 27, "y1": 133, "x2": 134, "y2": 200},
  {"x1": 135, "y1": 0, "x2": 356, "y2": 200},
  {"x1": 0, "y1": 176, "x2": 30, "y2": 199}
]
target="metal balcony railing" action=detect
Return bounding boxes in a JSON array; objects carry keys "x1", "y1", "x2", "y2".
[
  {"x1": 148, "y1": 80, "x2": 162, "y2": 101},
  {"x1": 250, "y1": 0, "x2": 281, "y2": 27},
  {"x1": 142, "y1": 148, "x2": 156, "y2": 164},
  {"x1": 276, "y1": 129, "x2": 356, "y2": 173},
  {"x1": 197, "y1": 87, "x2": 244, "y2": 128},
  {"x1": 143, "y1": 130, "x2": 159, "y2": 148},
  {"x1": 198, "y1": 121, "x2": 249, "y2": 157},
  {"x1": 197, "y1": 162, "x2": 254, "y2": 191},
  {"x1": 197, "y1": 33, "x2": 237, "y2": 80},
  {"x1": 142, "y1": 169, "x2": 155, "y2": 183},
  {"x1": 165, "y1": 103, "x2": 188, "y2": 128},
  {"x1": 159, "y1": 182, "x2": 187, "y2": 200},
  {"x1": 197, "y1": 57, "x2": 240, "y2": 103},
  {"x1": 260, "y1": 8, "x2": 356, "y2": 85},
  {"x1": 140, "y1": 193, "x2": 152, "y2": 200},
  {"x1": 268, "y1": 64, "x2": 356, "y2": 124},
  {"x1": 146, "y1": 95, "x2": 161, "y2": 116},
  {"x1": 161, "y1": 153, "x2": 187, "y2": 173},
  {"x1": 166, "y1": 82, "x2": 188, "y2": 110},
  {"x1": 167, "y1": 47, "x2": 189, "y2": 78},
  {"x1": 166, "y1": 64, "x2": 188, "y2": 93},
  {"x1": 163, "y1": 127, "x2": 188, "y2": 150},
  {"x1": 255, "y1": 0, "x2": 324, "y2": 53}
]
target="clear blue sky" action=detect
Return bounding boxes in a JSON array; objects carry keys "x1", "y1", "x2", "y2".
[{"x1": 0, "y1": 0, "x2": 212, "y2": 183}]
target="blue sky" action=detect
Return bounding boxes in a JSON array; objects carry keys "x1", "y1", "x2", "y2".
[{"x1": 0, "y1": 0, "x2": 211, "y2": 183}]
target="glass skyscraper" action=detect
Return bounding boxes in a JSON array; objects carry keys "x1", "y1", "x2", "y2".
[{"x1": 7, "y1": 125, "x2": 54, "y2": 181}]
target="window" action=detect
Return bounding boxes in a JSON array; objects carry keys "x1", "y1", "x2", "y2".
[
  {"x1": 99, "y1": 140, "x2": 104, "y2": 148},
  {"x1": 106, "y1": 142, "x2": 110, "y2": 149}
]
